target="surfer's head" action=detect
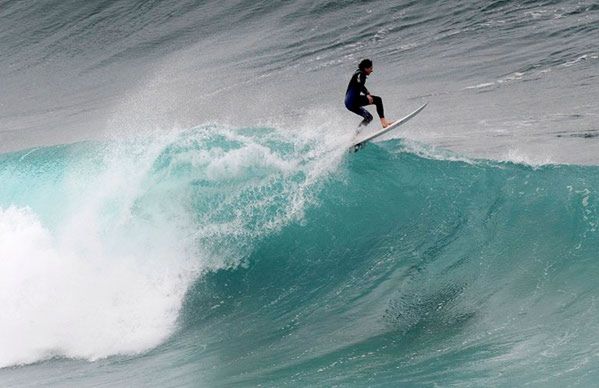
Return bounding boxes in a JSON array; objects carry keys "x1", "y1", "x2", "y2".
[{"x1": 359, "y1": 59, "x2": 373, "y2": 75}]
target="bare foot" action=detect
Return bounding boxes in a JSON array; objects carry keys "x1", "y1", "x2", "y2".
[{"x1": 381, "y1": 118, "x2": 393, "y2": 128}]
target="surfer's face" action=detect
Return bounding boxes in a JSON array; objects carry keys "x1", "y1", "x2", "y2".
[{"x1": 364, "y1": 66, "x2": 373, "y2": 75}]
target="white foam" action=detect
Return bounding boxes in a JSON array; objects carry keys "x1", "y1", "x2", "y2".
[
  {"x1": 0, "y1": 205, "x2": 194, "y2": 368},
  {"x1": 498, "y1": 148, "x2": 557, "y2": 168},
  {"x1": 0, "y1": 118, "x2": 349, "y2": 368},
  {"x1": 0, "y1": 131, "x2": 200, "y2": 368}
]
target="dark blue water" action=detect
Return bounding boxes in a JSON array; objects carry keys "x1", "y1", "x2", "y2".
[{"x1": 1, "y1": 0, "x2": 599, "y2": 386}]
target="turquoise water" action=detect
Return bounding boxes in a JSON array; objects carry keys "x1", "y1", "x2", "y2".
[
  {"x1": 2, "y1": 126, "x2": 599, "y2": 386},
  {"x1": 1, "y1": 0, "x2": 599, "y2": 386}
]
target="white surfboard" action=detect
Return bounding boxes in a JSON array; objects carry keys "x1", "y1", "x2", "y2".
[{"x1": 350, "y1": 103, "x2": 428, "y2": 151}]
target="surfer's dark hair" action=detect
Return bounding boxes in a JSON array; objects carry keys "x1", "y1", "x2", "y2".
[{"x1": 359, "y1": 59, "x2": 373, "y2": 70}]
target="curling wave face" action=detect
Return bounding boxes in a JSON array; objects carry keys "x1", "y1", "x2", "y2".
[{"x1": 1, "y1": 126, "x2": 599, "y2": 385}]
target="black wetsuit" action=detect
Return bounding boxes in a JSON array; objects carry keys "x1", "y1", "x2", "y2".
[{"x1": 344, "y1": 69, "x2": 384, "y2": 125}]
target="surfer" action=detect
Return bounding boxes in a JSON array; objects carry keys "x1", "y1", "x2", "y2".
[{"x1": 345, "y1": 59, "x2": 392, "y2": 128}]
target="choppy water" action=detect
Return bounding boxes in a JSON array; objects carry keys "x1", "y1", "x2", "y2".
[{"x1": 1, "y1": 0, "x2": 599, "y2": 386}]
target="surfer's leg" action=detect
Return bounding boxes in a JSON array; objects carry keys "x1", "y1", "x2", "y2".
[
  {"x1": 346, "y1": 104, "x2": 372, "y2": 121},
  {"x1": 370, "y1": 95, "x2": 391, "y2": 128},
  {"x1": 354, "y1": 95, "x2": 373, "y2": 125},
  {"x1": 346, "y1": 96, "x2": 373, "y2": 126},
  {"x1": 348, "y1": 107, "x2": 372, "y2": 126},
  {"x1": 371, "y1": 96, "x2": 384, "y2": 118}
]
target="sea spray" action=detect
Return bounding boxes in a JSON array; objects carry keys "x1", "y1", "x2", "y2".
[{"x1": 0, "y1": 120, "x2": 345, "y2": 368}]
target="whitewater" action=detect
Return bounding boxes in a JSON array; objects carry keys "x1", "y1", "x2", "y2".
[{"x1": 1, "y1": 0, "x2": 599, "y2": 386}]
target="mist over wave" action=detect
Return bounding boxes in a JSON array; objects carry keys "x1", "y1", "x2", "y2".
[{"x1": 1, "y1": 0, "x2": 597, "y2": 162}]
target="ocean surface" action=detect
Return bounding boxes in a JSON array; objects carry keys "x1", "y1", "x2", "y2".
[{"x1": 1, "y1": 0, "x2": 598, "y2": 386}]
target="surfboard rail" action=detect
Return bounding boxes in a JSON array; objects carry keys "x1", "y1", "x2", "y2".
[{"x1": 350, "y1": 102, "x2": 428, "y2": 152}]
